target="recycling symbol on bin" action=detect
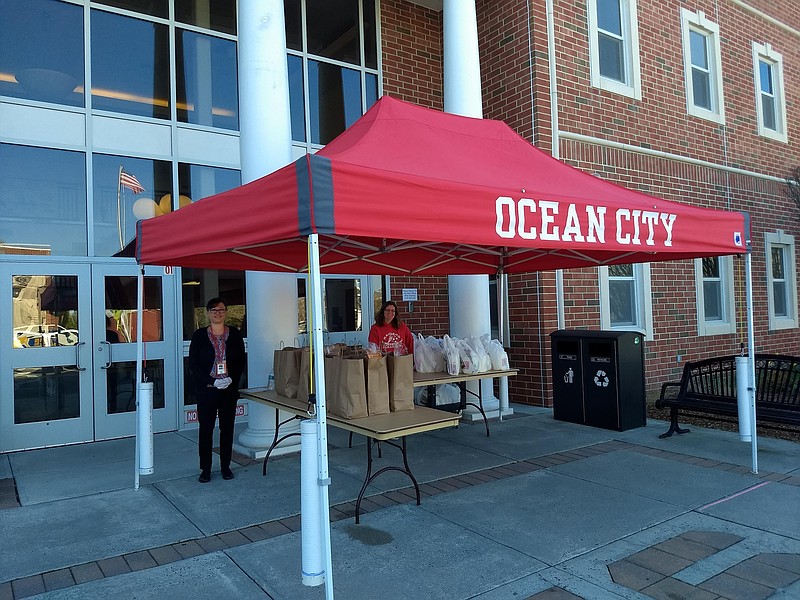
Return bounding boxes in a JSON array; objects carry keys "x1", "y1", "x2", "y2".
[{"x1": 593, "y1": 369, "x2": 609, "y2": 387}]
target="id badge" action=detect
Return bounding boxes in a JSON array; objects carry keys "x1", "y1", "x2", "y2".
[{"x1": 216, "y1": 361, "x2": 228, "y2": 376}]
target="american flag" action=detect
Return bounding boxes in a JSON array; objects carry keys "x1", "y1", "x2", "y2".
[{"x1": 119, "y1": 169, "x2": 145, "y2": 194}]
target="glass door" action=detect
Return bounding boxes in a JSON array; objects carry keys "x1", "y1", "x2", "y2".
[
  {"x1": 91, "y1": 264, "x2": 178, "y2": 440},
  {"x1": 1, "y1": 264, "x2": 93, "y2": 451}
]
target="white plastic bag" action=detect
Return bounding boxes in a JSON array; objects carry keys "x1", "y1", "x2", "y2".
[
  {"x1": 442, "y1": 334, "x2": 460, "y2": 376},
  {"x1": 456, "y1": 338, "x2": 479, "y2": 374},
  {"x1": 485, "y1": 338, "x2": 510, "y2": 371},
  {"x1": 425, "y1": 336, "x2": 445, "y2": 372},
  {"x1": 434, "y1": 383, "x2": 461, "y2": 407},
  {"x1": 466, "y1": 335, "x2": 492, "y2": 372},
  {"x1": 413, "y1": 333, "x2": 439, "y2": 373}
]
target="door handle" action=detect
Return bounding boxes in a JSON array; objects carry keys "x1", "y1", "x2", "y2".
[
  {"x1": 75, "y1": 341, "x2": 87, "y2": 371},
  {"x1": 99, "y1": 340, "x2": 112, "y2": 369}
]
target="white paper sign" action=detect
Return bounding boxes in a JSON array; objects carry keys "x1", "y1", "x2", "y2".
[{"x1": 402, "y1": 288, "x2": 418, "y2": 302}]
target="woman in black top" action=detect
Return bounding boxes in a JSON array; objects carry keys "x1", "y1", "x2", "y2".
[{"x1": 188, "y1": 297, "x2": 246, "y2": 483}]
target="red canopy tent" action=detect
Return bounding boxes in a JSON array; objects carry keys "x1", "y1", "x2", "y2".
[
  {"x1": 136, "y1": 96, "x2": 748, "y2": 273},
  {"x1": 135, "y1": 96, "x2": 756, "y2": 594}
]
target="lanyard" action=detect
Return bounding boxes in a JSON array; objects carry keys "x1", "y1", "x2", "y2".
[{"x1": 207, "y1": 326, "x2": 229, "y2": 376}]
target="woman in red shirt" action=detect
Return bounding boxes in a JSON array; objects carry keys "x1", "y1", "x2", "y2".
[{"x1": 368, "y1": 301, "x2": 415, "y2": 355}]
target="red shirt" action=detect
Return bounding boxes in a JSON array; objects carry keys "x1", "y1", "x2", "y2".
[{"x1": 368, "y1": 322, "x2": 415, "y2": 355}]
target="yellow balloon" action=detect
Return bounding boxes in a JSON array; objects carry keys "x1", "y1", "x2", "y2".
[
  {"x1": 178, "y1": 194, "x2": 192, "y2": 208},
  {"x1": 159, "y1": 194, "x2": 172, "y2": 214}
]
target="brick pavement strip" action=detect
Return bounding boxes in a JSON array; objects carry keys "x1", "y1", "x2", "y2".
[
  {"x1": 626, "y1": 547, "x2": 693, "y2": 576},
  {"x1": 218, "y1": 530, "x2": 250, "y2": 548},
  {"x1": 173, "y1": 540, "x2": 205, "y2": 560},
  {"x1": 699, "y1": 572, "x2": 774, "y2": 600},
  {"x1": 525, "y1": 586, "x2": 584, "y2": 599},
  {"x1": 70, "y1": 562, "x2": 104, "y2": 584},
  {"x1": 11, "y1": 576, "x2": 45, "y2": 599},
  {"x1": 607, "y1": 559, "x2": 666, "y2": 591},
  {"x1": 279, "y1": 514, "x2": 302, "y2": 531},
  {"x1": 42, "y1": 569, "x2": 74, "y2": 592},
  {"x1": 679, "y1": 531, "x2": 743, "y2": 550},
  {"x1": 727, "y1": 556, "x2": 800, "y2": 589},
  {"x1": 641, "y1": 576, "x2": 719, "y2": 600},
  {"x1": 97, "y1": 556, "x2": 131, "y2": 577},
  {"x1": 365, "y1": 493, "x2": 399, "y2": 508},
  {"x1": 753, "y1": 553, "x2": 800, "y2": 575},
  {"x1": 240, "y1": 525, "x2": 271, "y2": 542},
  {"x1": 258, "y1": 520, "x2": 293, "y2": 538},
  {"x1": 653, "y1": 537, "x2": 718, "y2": 562},
  {"x1": 148, "y1": 544, "x2": 183, "y2": 566},
  {"x1": 0, "y1": 581, "x2": 12, "y2": 600},
  {"x1": 197, "y1": 535, "x2": 228, "y2": 553},
  {"x1": 123, "y1": 550, "x2": 158, "y2": 571}
]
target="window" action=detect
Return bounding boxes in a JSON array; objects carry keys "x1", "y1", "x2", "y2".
[
  {"x1": 91, "y1": 154, "x2": 172, "y2": 257},
  {"x1": 587, "y1": 0, "x2": 641, "y2": 99},
  {"x1": 681, "y1": 9, "x2": 725, "y2": 123},
  {"x1": 752, "y1": 42, "x2": 787, "y2": 142},
  {"x1": 765, "y1": 231, "x2": 797, "y2": 330},
  {"x1": 286, "y1": 0, "x2": 380, "y2": 148},
  {"x1": 599, "y1": 263, "x2": 653, "y2": 338},
  {"x1": 695, "y1": 256, "x2": 735, "y2": 335},
  {"x1": 91, "y1": 9, "x2": 171, "y2": 119},
  {"x1": 176, "y1": 29, "x2": 239, "y2": 130},
  {"x1": 0, "y1": 0, "x2": 84, "y2": 107},
  {"x1": 0, "y1": 143, "x2": 87, "y2": 256}
]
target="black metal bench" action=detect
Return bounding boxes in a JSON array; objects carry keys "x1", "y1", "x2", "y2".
[{"x1": 655, "y1": 354, "x2": 800, "y2": 439}]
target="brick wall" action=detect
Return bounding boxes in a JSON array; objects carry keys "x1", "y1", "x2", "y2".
[{"x1": 380, "y1": 0, "x2": 800, "y2": 407}]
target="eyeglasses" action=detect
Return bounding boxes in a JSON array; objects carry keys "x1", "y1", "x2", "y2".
[{"x1": 209, "y1": 308, "x2": 227, "y2": 314}]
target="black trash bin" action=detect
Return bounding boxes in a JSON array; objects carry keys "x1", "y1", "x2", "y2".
[{"x1": 550, "y1": 330, "x2": 645, "y2": 431}]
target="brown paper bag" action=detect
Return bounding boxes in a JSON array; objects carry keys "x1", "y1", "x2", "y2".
[
  {"x1": 364, "y1": 356, "x2": 390, "y2": 416},
  {"x1": 327, "y1": 357, "x2": 368, "y2": 419},
  {"x1": 274, "y1": 348, "x2": 300, "y2": 398},
  {"x1": 296, "y1": 347, "x2": 311, "y2": 402},
  {"x1": 388, "y1": 354, "x2": 415, "y2": 412}
]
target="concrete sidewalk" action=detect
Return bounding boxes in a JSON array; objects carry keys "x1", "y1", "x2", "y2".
[{"x1": 1, "y1": 405, "x2": 799, "y2": 600}]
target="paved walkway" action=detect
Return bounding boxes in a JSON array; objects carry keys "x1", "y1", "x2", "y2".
[{"x1": 1, "y1": 406, "x2": 799, "y2": 599}]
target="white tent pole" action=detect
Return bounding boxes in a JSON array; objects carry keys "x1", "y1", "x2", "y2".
[
  {"x1": 745, "y1": 251, "x2": 758, "y2": 474},
  {"x1": 308, "y1": 234, "x2": 334, "y2": 599},
  {"x1": 134, "y1": 265, "x2": 144, "y2": 490}
]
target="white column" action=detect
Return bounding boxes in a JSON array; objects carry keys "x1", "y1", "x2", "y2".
[
  {"x1": 443, "y1": 0, "x2": 499, "y2": 418},
  {"x1": 235, "y1": 0, "x2": 300, "y2": 456}
]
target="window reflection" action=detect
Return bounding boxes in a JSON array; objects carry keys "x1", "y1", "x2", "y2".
[
  {"x1": 93, "y1": 0, "x2": 168, "y2": 19},
  {"x1": 12, "y1": 275, "x2": 79, "y2": 349},
  {"x1": 0, "y1": 144, "x2": 87, "y2": 257},
  {"x1": 104, "y1": 276, "x2": 163, "y2": 342},
  {"x1": 288, "y1": 55, "x2": 306, "y2": 142},
  {"x1": 0, "y1": 0, "x2": 84, "y2": 107},
  {"x1": 178, "y1": 163, "x2": 241, "y2": 204},
  {"x1": 175, "y1": 0, "x2": 236, "y2": 35},
  {"x1": 91, "y1": 9, "x2": 170, "y2": 119},
  {"x1": 92, "y1": 154, "x2": 172, "y2": 257},
  {"x1": 181, "y1": 269, "x2": 246, "y2": 340},
  {"x1": 309, "y1": 60, "x2": 362, "y2": 145},
  {"x1": 176, "y1": 29, "x2": 239, "y2": 130},
  {"x1": 297, "y1": 277, "x2": 362, "y2": 333},
  {"x1": 107, "y1": 360, "x2": 165, "y2": 414},
  {"x1": 14, "y1": 366, "x2": 80, "y2": 423},
  {"x1": 306, "y1": 0, "x2": 360, "y2": 65}
]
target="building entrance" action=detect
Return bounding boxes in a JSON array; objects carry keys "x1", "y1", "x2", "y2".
[{"x1": 1, "y1": 262, "x2": 178, "y2": 452}]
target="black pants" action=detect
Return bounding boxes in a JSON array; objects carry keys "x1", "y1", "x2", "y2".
[{"x1": 197, "y1": 386, "x2": 237, "y2": 471}]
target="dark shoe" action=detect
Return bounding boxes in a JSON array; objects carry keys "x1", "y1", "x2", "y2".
[
  {"x1": 221, "y1": 467, "x2": 234, "y2": 480},
  {"x1": 198, "y1": 469, "x2": 211, "y2": 483}
]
